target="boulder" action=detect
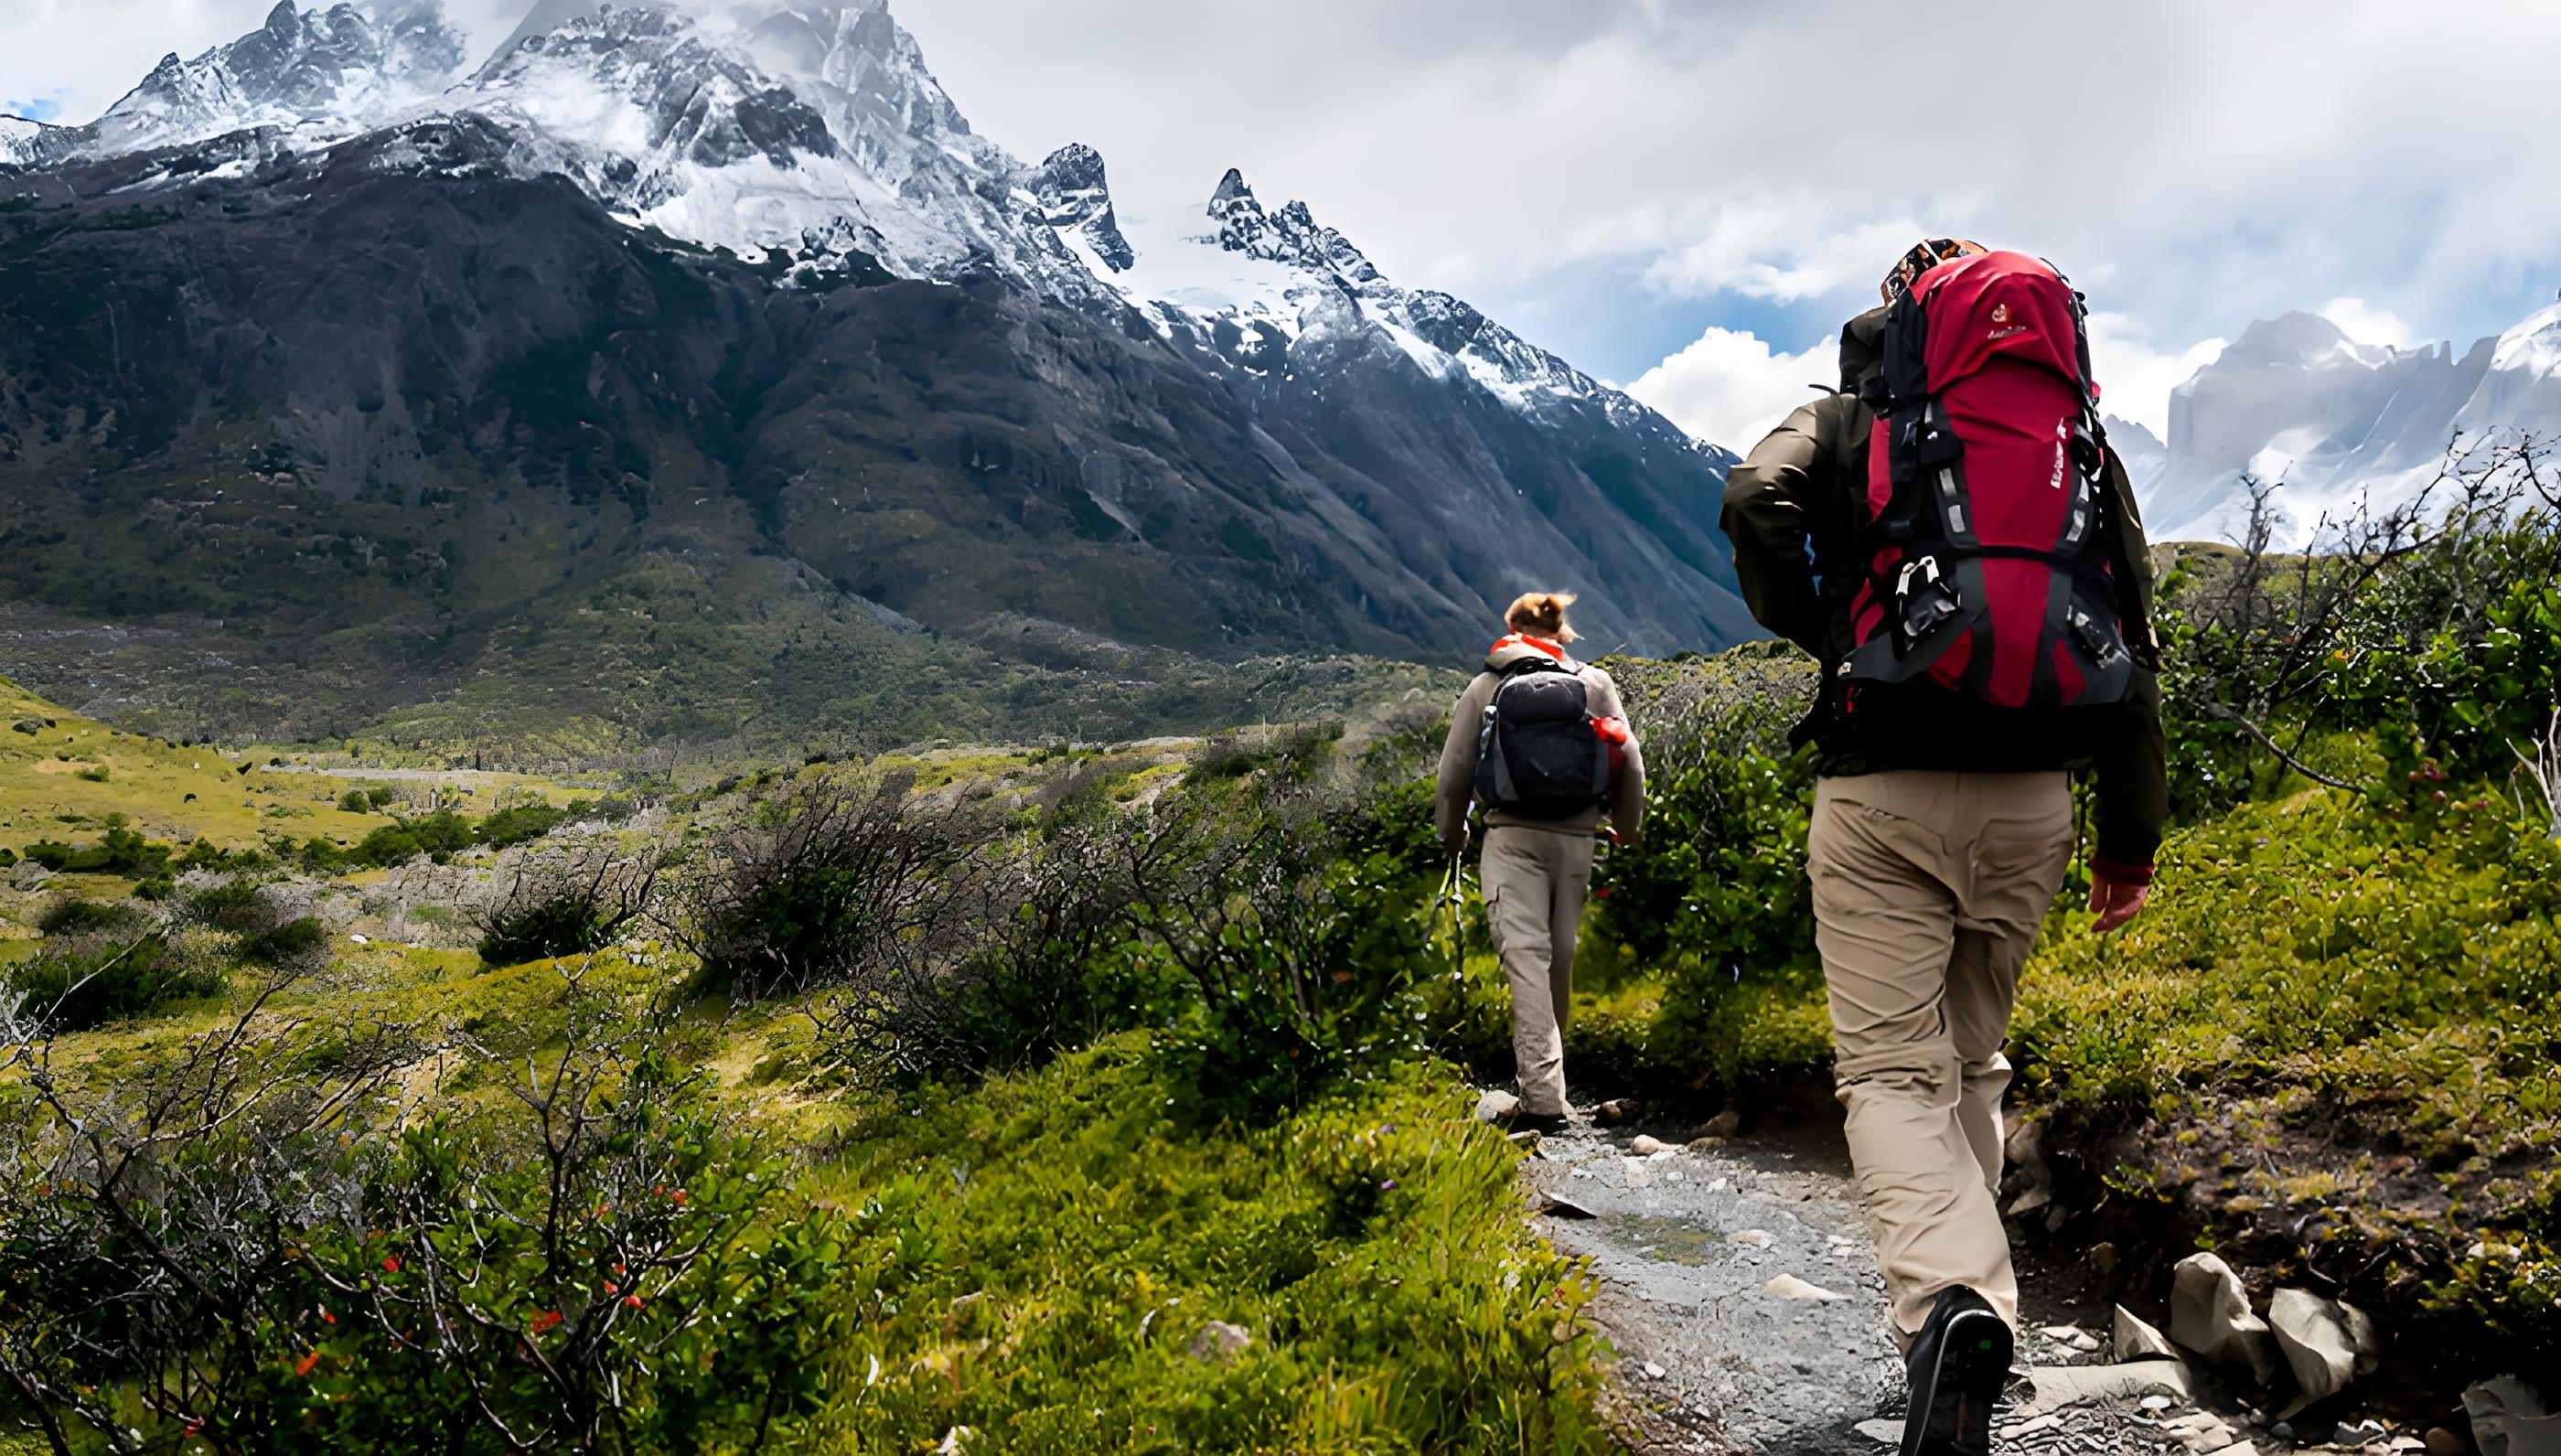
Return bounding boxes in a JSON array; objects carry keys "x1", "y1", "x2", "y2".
[
  {"x1": 2030, "y1": 1361, "x2": 2196, "y2": 1408},
  {"x1": 9, "y1": 718, "x2": 39, "y2": 735},
  {"x1": 2116, "y1": 1304, "x2": 2180, "y2": 1362},
  {"x1": 1630, "y1": 1134, "x2": 1666, "y2": 1156},
  {"x1": 2170, "y1": 1252, "x2": 2283, "y2": 1387},
  {"x1": 1187, "y1": 1322, "x2": 1252, "y2": 1364},
  {"x1": 1698, "y1": 1109, "x2": 1741, "y2": 1139},
  {"x1": 1473, "y1": 1089, "x2": 1521, "y2": 1124},
  {"x1": 1763, "y1": 1274, "x2": 1844, "y2": 1301},
  {"x1": 2465, "y1": 1376, "x2": 2561, "y2": 1456},
  {"x1": 2267, "y1": 1288, "x2": 2360, "y2": 1404}
]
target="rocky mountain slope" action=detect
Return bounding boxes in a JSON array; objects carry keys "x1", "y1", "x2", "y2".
[
  {"x1": 0, "y1": 0, "x2": 1752, "y2": 751},
  {"x1": 2129, "y1": 304, "x2": 2561, "y2": 545}
]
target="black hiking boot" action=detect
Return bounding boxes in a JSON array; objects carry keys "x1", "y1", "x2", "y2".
[
  {"x1": 1493, "y1": 1108, "x2": 1570, "y2": 1138},
  {"x1": 1901, "y1": 1287, "x2": 2010, "y2": 1456}
]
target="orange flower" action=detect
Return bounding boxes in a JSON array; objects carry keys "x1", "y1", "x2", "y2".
[
  {"x1": 530, "y1": 1310, "x2": 563, "y2": 1335},
  {"x1": 623, "y1": 1294, "x2": 643, "y2": 1310},
  {"x1": 603, "y1": 1281, "x2": 619, "y2": 1296},
  {"x1": 381, "y1": 1257, "x2": 401, "y2": 1274},
  {"x1": 294, "y1": 1352, "x2": 322, "y2": 1377}
]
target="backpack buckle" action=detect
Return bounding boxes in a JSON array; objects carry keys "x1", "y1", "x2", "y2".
[{"x1": 1892, "y1": 555, "x2": 1964, "y2": 655}]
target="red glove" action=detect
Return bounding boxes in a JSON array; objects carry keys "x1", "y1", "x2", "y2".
[{"x1": 2089, "y1": 860, "x2": 2153, "y2": 934}]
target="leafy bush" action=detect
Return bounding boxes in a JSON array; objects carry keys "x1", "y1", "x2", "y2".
[
  {"x1": 16, "y1": 826, "x2": 171, "y2": 877},
  {"x1": 241, "y1": 915, "x2": 327, "y2": 966},
  {"x1": 0, "y1": 991, "x2": 853, "y2": 1453},
  {"x1": 36, "y1": 895, "x2": 142, "y2": 937},
  {"x1": 4, "y1": 926, "x2": 221, "y2": 1031},
  {"x1": 338, "y1": 788, "x2": 371, "y2": 813},
  {"x1": 476, "y1": 801, "x2": 566, "y2": 849},
  {"x1": 474, "y1": 851, "x2": 657, "y2": 966},
  {"x1": 673, "y1": 775, "x2": 975, "y2": 1003}
]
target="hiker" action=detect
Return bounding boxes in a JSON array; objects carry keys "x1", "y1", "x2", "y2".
[
  {"x1": 1434, "y1": 592, "x2": 1645, "y2": 1135},
  {"x1": 1720, "y1": 240, "x2": 2167, "y2": 1456}
]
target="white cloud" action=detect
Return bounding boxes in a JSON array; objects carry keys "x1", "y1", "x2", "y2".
[
  {"x1": 6, "y1": 0, "x2": 2556, "y2": 392},
  {"x1": 2085, "y1": 313, "x2": 2229, "y2": 440},
  {"x1": 1626, "y1": 327, "x2": 1840, "y2": 452},
  {"x1": 2318, "y1": 296, "x2": 2420, "y2": 350}
]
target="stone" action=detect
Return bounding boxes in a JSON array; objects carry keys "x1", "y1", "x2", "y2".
[
  {"x1": 1641, "y1": 1361, "x2": 1665, "y2": 1379},
  {"x1": 1629, "y1": 1134, "x2": 1666, "y2": 1156},
  {"x1": 2267, "y1": 1288, "x2": 2361, "y2": 1404},
  {"x1": 2030, "y1": 1360, "x2": 2195, "y2": 1408},
  {"x1": 1687, "y1": 1136, "x2": 1727, "y2": 1153},
  {"x1": 1591, "y1": 1099, "x2": 1637, "y2": 1127},
  {"x1": 2426, "y1": 1428, "x2": 2470, "y2": 1455},
  {"x1": 1728, "y1": 1229, "x2": 1775, "y2": 1248},
  {"x1": 2117, "y1": 1304, "x2": 2181, "y2": 1362},
  {"x1": 1623, "y1": 1161, "x2": 1653, "y2": 1188},
  {"x1": 2465, "y1": 1376, "x2": 2561, "y2": 1456},
  {"x1": 2340, "y1": 1298, "x2": 2383, "y2": 1378},
  {"x1": 2332, "y1": 1419, "x2": 2390, "y2": 1447},
  {"x1": 1699, "y1": 1109, "x2": 1741, "y2": 1139},
  {"x1": 9, "y1": 718, "x2": 39, "y2": 734},
  {"x1": 2170, "y1": 1252, "x2": 2284, "y2": 1387},
  {"x1": 2141, "y1": 1395, "x2": 2178, "y2": 1412},
  {"x1": 1763, "y1": 1274, "x2": 1844, "y2": 1301},
  {"x1": 1188, "y1": 1322, "x2": 1252, "y2": 1364},
  {"x1": 2200, "y1": 1444, "x2": 2258, "y2": 1456},
  {"x1": 1854, "y1": 1418, "x2": 1903, "y2": 1444},
  {"x1": 1473, "y1": 1089, "x2": 1521, "y2": 1124}
]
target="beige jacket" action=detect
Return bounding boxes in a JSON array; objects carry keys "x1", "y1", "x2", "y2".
[{"x1": 1434, "y1": 639, "x2": 1646, "y2": 851}]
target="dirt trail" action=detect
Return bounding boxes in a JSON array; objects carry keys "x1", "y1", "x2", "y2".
[{"x1": 1526, "y1": 1111, "x2": 2273, "y2": 1455}]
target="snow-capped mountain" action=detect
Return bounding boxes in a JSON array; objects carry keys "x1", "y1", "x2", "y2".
[
  {"x1": 2133, "y1": 305, "x2": 2561, "y2": 544},
  {"x1": 0, "y1": 115, "x2": 78, "y2": 167},
  {"x1": 88, "y1": 0, "x2": 468, "y2": 156},
  {"x1": 0, "y1": 0, "x2": 1757, "y2": 718},
  {"x1": 5, "y1": 0, "x2": 1679, "y2": 451}
]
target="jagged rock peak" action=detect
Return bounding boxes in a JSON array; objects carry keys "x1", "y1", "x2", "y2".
[
  {"x1": 1035, "y1": 143, "x2": 1132, "y2": 273},
  {"x1": 1210, "y1": 166, "x2": 1255, "y2": 206},
  {"x1": 91, "y1": 0, "x2": 470, "y2": 154}
]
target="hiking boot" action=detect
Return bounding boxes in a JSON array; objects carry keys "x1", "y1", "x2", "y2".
[
  {"x1": 1901, "y1": 1287, "x2": 2010, "y2": 1456},
  {"x1": 1494, "y1": 1108, "x2": 1570, "y2": 1138}
]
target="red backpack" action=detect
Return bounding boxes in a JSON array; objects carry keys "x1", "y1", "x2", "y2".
[{"x1": 1845, "y1": 252, "x2": 2135, "y2": 711}]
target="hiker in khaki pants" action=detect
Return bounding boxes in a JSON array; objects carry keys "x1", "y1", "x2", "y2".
[
  {"x1": 1722, "y1": 239, "x2": 2169, "y2": 1456},
  {"x1": 1434, "y1": 593, "x2": 1644, "y2": 1135}
]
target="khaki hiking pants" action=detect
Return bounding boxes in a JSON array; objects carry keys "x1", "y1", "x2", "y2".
[
  {"x1": 1808, "y1": 770, "x2": 2073, "y2": 1336},
  {"x1": 1481, "y1": 825, "x2": 1597, "y2": 1117}
]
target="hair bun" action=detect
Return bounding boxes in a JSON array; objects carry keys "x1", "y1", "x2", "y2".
[{"x1": 1504, "y1": 591, "x2": 1580, "y2": 642}]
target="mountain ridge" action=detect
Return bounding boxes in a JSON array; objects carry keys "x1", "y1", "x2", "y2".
[{"x1": 0, "y1": 0, "x2": 1753, "y2": 750}]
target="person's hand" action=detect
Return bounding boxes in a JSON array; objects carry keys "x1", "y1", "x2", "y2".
[{"x1": 2089, "y1": 865, "x2": 2152, "y2": 934}]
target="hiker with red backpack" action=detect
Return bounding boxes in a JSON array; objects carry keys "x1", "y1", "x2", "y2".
[
  {"x1": 1434, "y1": 592, "x2": 1645, "y2": 1136},
  {"x1": 1721, "y1": 240, "x2": 2167, "y2": 1456}
]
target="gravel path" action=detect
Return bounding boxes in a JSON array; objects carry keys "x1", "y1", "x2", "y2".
[{"x1": 1523, "y1": 1111, "x2": 2291, "y2": 1456}]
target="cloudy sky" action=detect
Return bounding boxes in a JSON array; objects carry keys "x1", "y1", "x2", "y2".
[{"x1": 6, "y1": 0, "x2": 2558, "y2": 449}]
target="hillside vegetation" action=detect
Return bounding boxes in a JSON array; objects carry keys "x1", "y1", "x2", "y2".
[{"x1": 4, "y1": 450, "x2": 2557, "y2": 1448}]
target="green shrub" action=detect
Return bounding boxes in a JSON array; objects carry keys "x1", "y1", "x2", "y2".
[
  {"x1": 36, "y1": 895, "x2": 142, "y2": 937},
  {"x1": 0, "y1": 1018, "x2": 852, "y2": 1453},
  {"x1": 338, "y1": 788, "x2": 371, "y2": 813},
  {"x1": 4, "y1": 931, "x2": 221, "y2": 1031},
  {"x1": 73, "y1": 765, "x2": 108, "y2": 783},
  {"x1": 476, "y1": 802, "x2": 565, "y2": 849},
  {"x1": 352, "y1": 825, "x2": 423, "y2": 867},
  {"x1": 241, "y1": 916, "x2": 327, "y2": 966},
  {"x1": 15, "y1": 827, "x2": 172, "y2": 878}
]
